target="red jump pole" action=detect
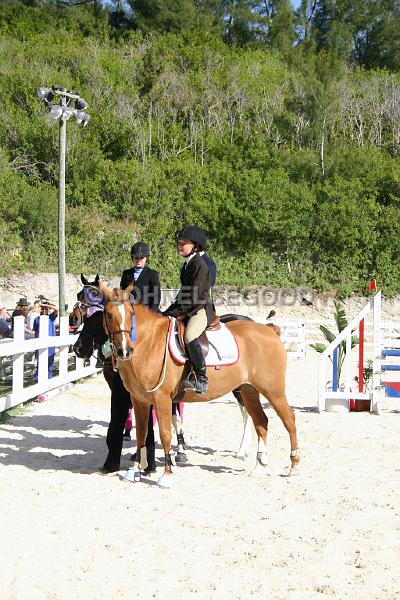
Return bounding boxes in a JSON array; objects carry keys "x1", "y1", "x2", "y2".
[{"x1": 358, "y1": 318, "x2": 365, "y2": 393}]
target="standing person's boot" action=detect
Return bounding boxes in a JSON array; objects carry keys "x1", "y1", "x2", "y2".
[
  {"x1": 182, "y1": 339, "x2": 208, "y2": 394},
  {"x1": 143, "y1": 444, "x2": 157, "y2": 474}
]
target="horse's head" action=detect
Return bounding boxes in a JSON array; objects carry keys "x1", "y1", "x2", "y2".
[
  {"x1": 73, "y1": 310, "x2": 108, "y2": 359},
  {"x1": 99, "y1": 280, "x2": 135, "y2": 361},
  {"x1": 69, "y1": 302, "x2": 86, "y2": 330}
]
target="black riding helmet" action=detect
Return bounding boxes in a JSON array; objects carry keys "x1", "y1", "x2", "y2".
[
  {"x1": 131, "y1": 241, "x2": 151, "y2": 258},
  {"x1": 176, "y1": 225, "x2": 207, "y2": 251}
]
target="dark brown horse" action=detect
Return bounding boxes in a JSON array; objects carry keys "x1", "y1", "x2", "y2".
[{"x1": 98, "y1": 282, "x2": 300, "y2": 488}]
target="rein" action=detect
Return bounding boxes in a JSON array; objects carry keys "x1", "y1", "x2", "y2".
[
  {"x1": 103, "y1": 295, "x2": 171, "y2": 393},
  {"x1": 144, "y1": 317, "x2": 172, "y2": 393}
]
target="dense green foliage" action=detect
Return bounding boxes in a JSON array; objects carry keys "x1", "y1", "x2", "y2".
[{"x1": 1, "y1": 0, "x2": 400, "y2": 294}]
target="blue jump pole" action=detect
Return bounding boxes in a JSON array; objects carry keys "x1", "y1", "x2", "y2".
[{"x1": 332, "y1": 347, "x2": 339, "y2": 391}]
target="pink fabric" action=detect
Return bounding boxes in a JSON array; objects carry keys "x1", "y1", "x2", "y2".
[
  {"x1": 86, "y1": 306, "x2": 102, "y2": 318},
  {"x1": 124, "y1": 408, "x2": 133, "y2": 433}
]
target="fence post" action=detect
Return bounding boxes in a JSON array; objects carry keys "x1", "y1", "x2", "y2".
[
  {"x1": 11, "y1": 316, "x2": 25, "y2": 397},
  {"x1": 58, "y1": 316, "x2": 69, "y2": 381},
  {"x1": 37, "y1": 314, "x2": 50, "y2": 386}
]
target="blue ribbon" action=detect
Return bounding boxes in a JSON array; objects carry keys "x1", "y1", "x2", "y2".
[{"x1": 131, "y1": 312, "x2": 136, "y2": 342}]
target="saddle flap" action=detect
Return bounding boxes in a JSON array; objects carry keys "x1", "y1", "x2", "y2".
[{"x1": 177, "y1": 318, "x2": 209, "y2": 357}]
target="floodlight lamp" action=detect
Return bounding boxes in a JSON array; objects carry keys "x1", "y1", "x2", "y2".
[
  {"x1": 75, "y1": 111, "x2": 86, "y2": 124},
  {"x1": 61, "y1": 107, "x2": 74, "y2": 121},
  {"x1": 37, "y1": 87, "x2": 54, "y2": 102},
  {"x1": 75, "y1": 98, "x2": 88, "y2": 111},
  {"x1": 48, "y1": 104, "x2": 63, "y2": 120}
]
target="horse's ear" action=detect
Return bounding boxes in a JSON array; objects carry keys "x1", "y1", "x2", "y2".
[
  {"x1": 81, "y1": 273, "x2": 89, "y2": 285},
  {"x1": 98, "y1": 279, "x2": 110, "y2": 297},
  {"x1": 126, "y1": 283, "x2": 134, "y2": 296},
  {"x1": 95, "y1": 274, "x2": 100, "y2": 285}
]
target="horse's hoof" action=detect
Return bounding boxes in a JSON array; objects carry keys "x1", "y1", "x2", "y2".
[
  {"x1": 157, "y1": 474, "x2": 173, "y2": 489},
  {"x1": 257, "y1": 451, "x2": 268, "y2": 467},
  {"x1": 175, "y1": 452, "x2": 188, "y2": 464},
  {"x1": 123, "y1": 468, "x2": 141, "y2": 483},
  {"x1": 248, "y1": 459, "x2": 268, "y2": 477},
  {"x1": 288, "y1": 464, "x2": 300, "y2": 477}
]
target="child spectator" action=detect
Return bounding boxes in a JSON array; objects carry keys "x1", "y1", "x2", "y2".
[{"x1": 33, "y1": 299, "x2": 58, "y2": 381}]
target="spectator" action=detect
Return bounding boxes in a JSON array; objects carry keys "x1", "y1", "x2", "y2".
[
  {"x1": 0, "y1": 303, "x2": 11, "y2": 338},
  {"x1": 33, "y1": 299, "x2": 58, "y2": 381},
  {"x1": 11, "y1": 299, "x2": 35, "y2": 339},
  {"x1": 12, "y1": 297, "x2": 31, "y2": 319},
  {"x1": 27, "y1": 300, "x2": 41, "y2": 330},
  {"x1": 0, "y1": 304, "x2": 10, "y2": 321}
]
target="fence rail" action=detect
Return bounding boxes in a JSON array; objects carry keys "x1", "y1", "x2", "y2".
[{"x1": 0, "y1": 315, "x2": 98, "y2": 412}]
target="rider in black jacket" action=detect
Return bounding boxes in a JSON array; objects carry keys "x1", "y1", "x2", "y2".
[{"x1": 163, "y1": 226, "x2": 215, "y2": 394}]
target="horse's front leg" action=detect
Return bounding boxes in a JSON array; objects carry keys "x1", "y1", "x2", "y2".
[
  {"x1": 153, "y1": 394, "x2": 174, "y2": 489},
  {"x1": 124, "y1": 400, "x2": 149, "y2": 483}
]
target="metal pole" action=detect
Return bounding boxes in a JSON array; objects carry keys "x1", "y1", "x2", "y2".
[{"x1": 58, "y1": 96, "x2": 67, "y2": 316}]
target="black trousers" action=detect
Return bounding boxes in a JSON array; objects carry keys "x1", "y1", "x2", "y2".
[{"x1": 105, "y1": 371, "x2": 154, "y2": 465}]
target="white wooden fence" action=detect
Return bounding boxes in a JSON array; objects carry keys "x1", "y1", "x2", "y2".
[{"x1": 0, "y1": 315, "x2": 99, "y2": 412}]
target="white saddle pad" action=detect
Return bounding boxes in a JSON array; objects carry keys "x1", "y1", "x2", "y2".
[{"x1": 168, "y1": 318, "x2": 239, "y2": 367}]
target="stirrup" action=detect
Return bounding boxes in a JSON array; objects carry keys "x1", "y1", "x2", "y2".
[
  {"x1": 182, "y1": 371, "x2": 196, "y2": 392},
  {"x1": 194, "y1": 377, "x2": 208, "y2": 394}
]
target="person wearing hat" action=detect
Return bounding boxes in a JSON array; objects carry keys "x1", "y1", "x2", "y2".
[
  {"x1": 163, "y1": 225, "x2": 215, "y2": 394},
  {"x1": 11, "y1": 298, "x2": 35, "y2": 339},
  {"x1": 12, "y1": 297, "x2": 30, "y2": 319},
  {"x1": 120, "y1": 241, "x2": 161, "y2": 310},
  {"x1": 101, "y1": 241, "x2": 161, "y2": 474}
]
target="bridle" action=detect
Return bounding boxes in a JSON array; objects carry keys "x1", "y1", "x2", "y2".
[
  {"x1": 103, "y1": 297, "x2": 136, "y2": 356},
  {"x1": 102, "y1": 294, "x2": 172, "y2": 393}
]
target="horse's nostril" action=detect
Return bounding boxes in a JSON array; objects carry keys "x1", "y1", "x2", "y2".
[{"x1": 117, "y1": 348, "x2": 124, "y2": 358}]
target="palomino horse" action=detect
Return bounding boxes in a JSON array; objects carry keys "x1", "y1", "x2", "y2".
[{"x1": 97, "y1": 282, "x2": 300, "y2": 488}]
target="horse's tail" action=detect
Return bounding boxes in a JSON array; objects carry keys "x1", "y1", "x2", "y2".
[
  {"x1": 265, "y1": 308, "x2": 280, "y2": 335},
  {"x1": 266, "y1": 323, "x2": 281, "y2": 336}
]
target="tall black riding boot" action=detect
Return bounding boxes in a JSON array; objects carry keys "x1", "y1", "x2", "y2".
[{"x1": 182, "y1": 339, "x2": 208, "y2": 394}]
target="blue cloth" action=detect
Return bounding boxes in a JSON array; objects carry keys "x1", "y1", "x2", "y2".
[
  {"x1": 133, "y1": 267, "x2": 143, "y2": 281},
  {"x1": 0, "y1": 317, "x2": 11, "y2": 338},
  {"x1": 201, "y1": 253, "x2": 217, "y2": 287},
  {"x1": 33, "y1": 312, "x2": 58, "y2": 380},
  {"x1": 131, "y1": 313, "x2": 136, "y2": 342}
]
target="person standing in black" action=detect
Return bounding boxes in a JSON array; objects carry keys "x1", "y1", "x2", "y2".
[
  {"x1": 120, "y1": 241, "x2": 161, "y2": 309},
  {"x1": 102, "y1": 241, "x2": 161, "y2": 474}
]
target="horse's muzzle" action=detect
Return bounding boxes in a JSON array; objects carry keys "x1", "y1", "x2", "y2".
[
  {"x1": 115, "y1": 346, "x2": 133, "y2": 359},
  {"x1": 73, "y1": 340, "x2": 88, "y2": 359}
]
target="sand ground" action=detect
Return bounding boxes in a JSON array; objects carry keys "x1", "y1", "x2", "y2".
[{"x1": 0, "y1": 352, "x2": 399, "y2": 600}]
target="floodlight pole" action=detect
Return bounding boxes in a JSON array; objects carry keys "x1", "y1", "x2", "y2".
[
  {"x1": 58, "y1": 95, "x2": 67, "y2": 317},
  {"x1": 37, "y1": 86, "x2": 89, "y2": 316}
]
